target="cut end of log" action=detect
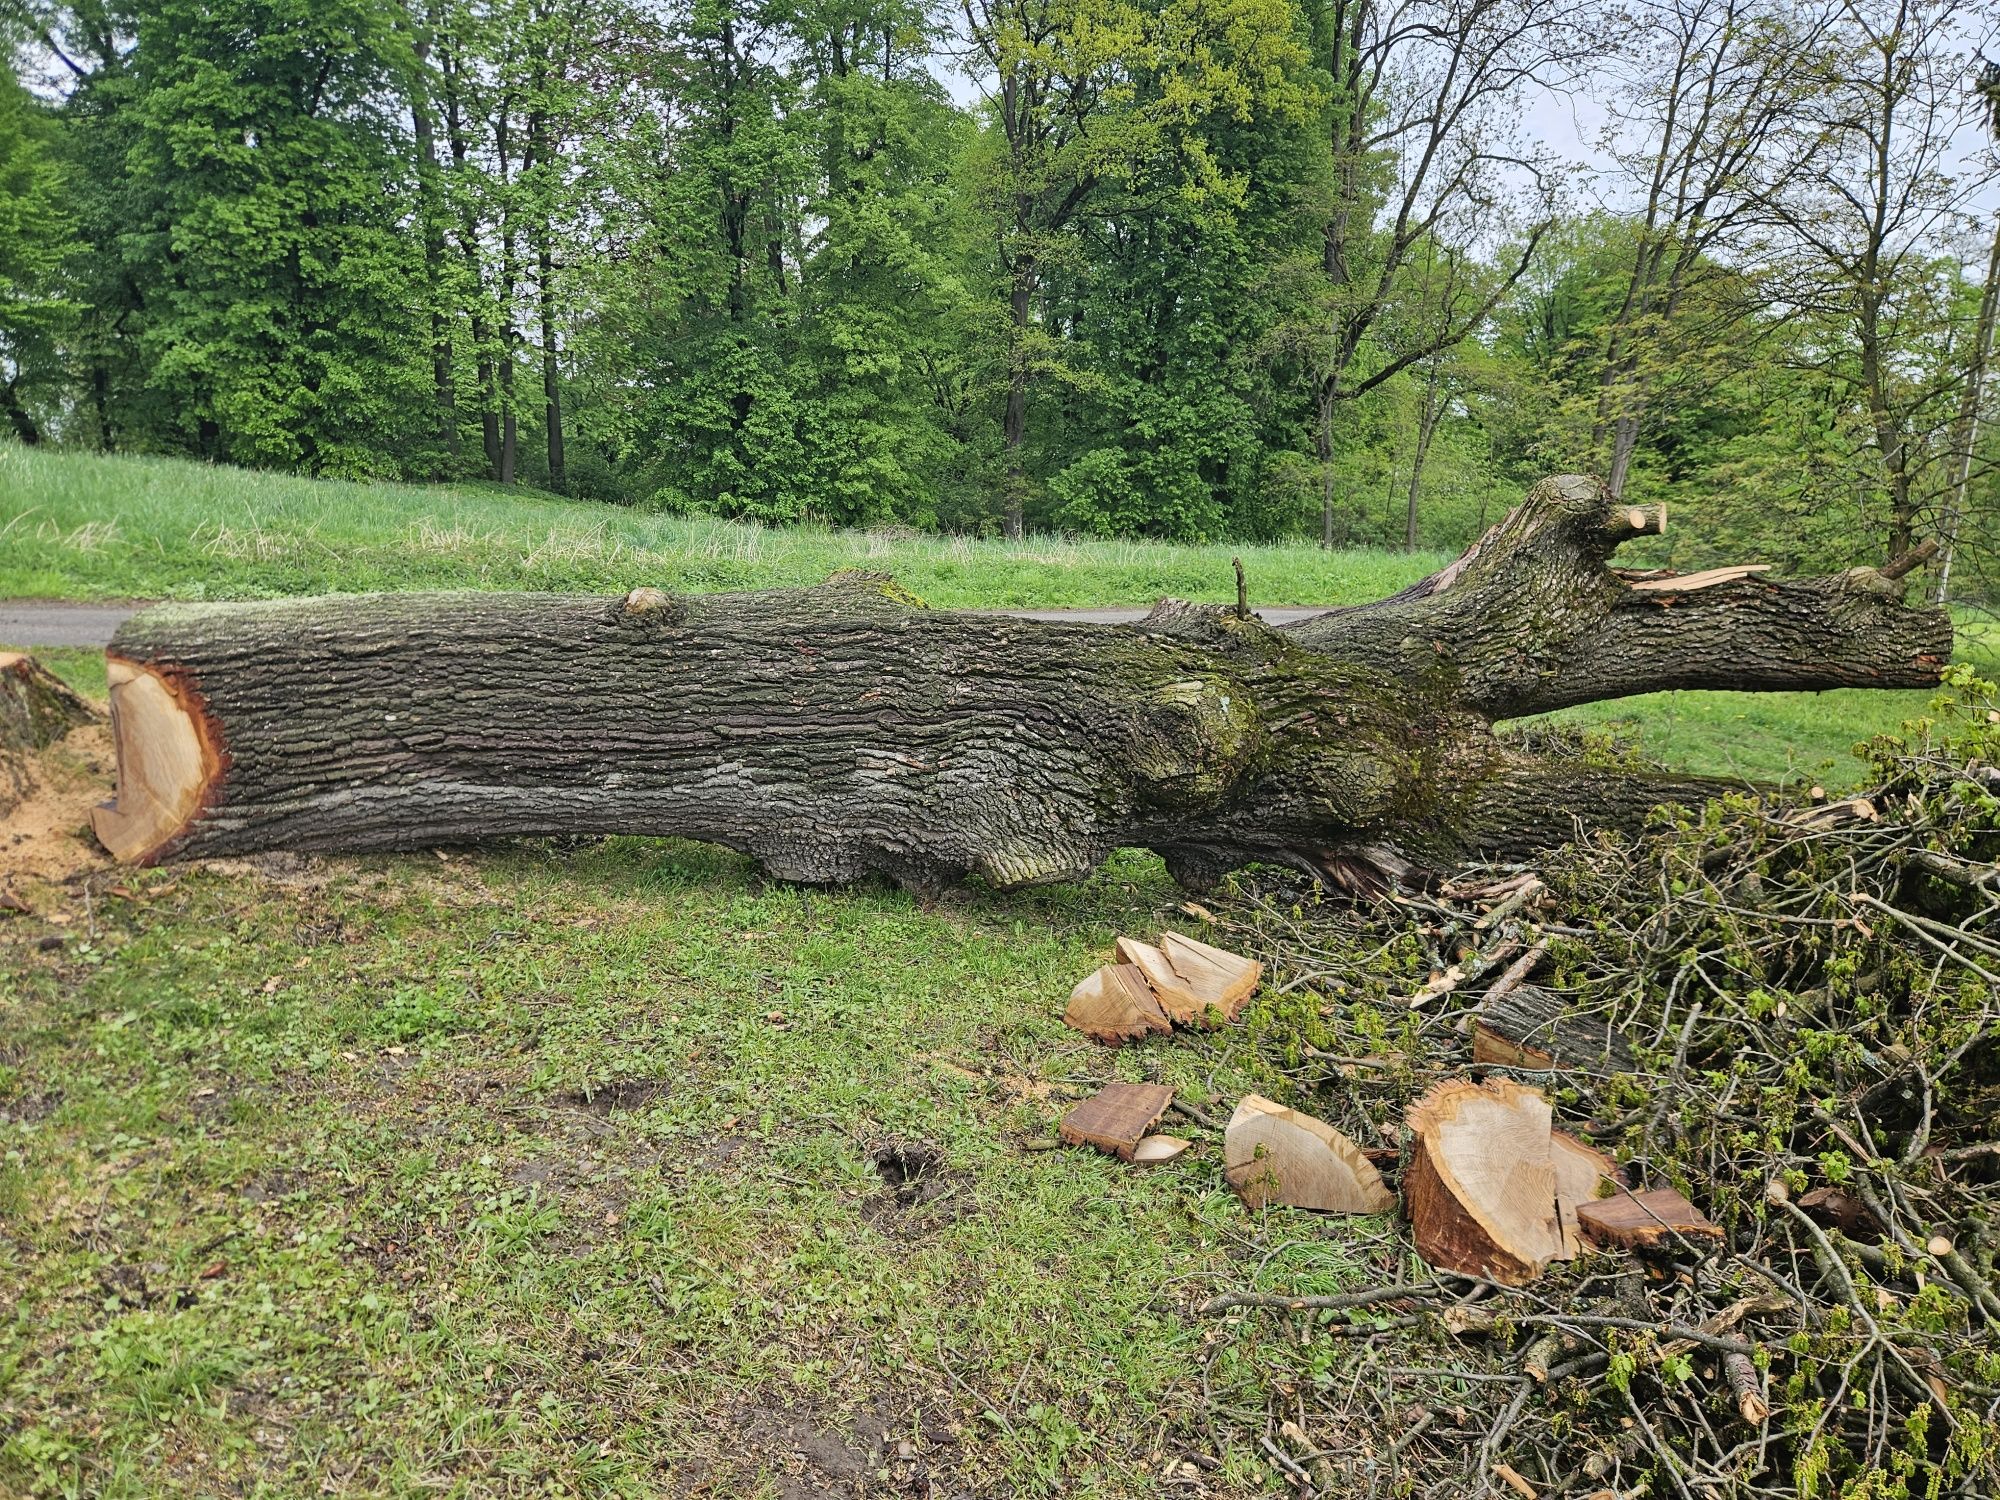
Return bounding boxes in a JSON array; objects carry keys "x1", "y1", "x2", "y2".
[
  {"x1": 1064, "y1": 964, "x2": 1172, "y2": 1046},
  {"x1": 1550, "y1": 1130, "x2": 1617, "y2": 1260},
  {"x1": 91, "y1": 658, "x2": 222, "y2": 864},
  {"x1": 1223, "y1": 1094, "x2": 1393, "y2": 1213},
  {"x1": 1113, "y1": 935, "x2": 1206, "y2": 1025},
  {"x1": 1405, "y1": 1078, "x2": 1562, "y2": 1285}
]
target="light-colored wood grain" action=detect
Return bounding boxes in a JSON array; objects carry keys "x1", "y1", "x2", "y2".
[
  {"x1": 1405, "y1": 1078, "x2": 1563, "y2": 1285},
  {"x1": 1159, "y1": 930, "x2": 1261, "y2": 1022},
  {"x1": 92, "y1": 659, "x2": 216, "y2": 863},
  {"x1": 1063, "y1": 964, "x2": 1171, "y2": 1046},
  {"x1": 1550, "y1": 1130, "x2": 1616, "y2": 1260},
  {"x1": 1223, "y1": 1094, "x2": 1393, "y2": 1212},
  {"x1": 1113, "y1": 936, "x2": 1207, "y2": 1025}
]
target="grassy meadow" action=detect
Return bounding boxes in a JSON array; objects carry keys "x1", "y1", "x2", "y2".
[{"x1": 0, "y1": 445, "x2": 1446, "y2": 609}]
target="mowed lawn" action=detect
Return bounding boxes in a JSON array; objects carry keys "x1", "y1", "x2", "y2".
[{"x1": 3, "y1": 836, "x2": 1385, "y2": 1497}]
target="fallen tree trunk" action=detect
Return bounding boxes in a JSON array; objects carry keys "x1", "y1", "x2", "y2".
[{"x1": 93, "y1": 475, "x2": 1951, "y2": 887}]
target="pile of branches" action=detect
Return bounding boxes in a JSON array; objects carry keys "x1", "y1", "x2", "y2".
[{"x1": 1190, "y1": 669, "x2": 2000, "y2": 1499}]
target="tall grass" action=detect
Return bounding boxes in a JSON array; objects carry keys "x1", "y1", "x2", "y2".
[{"x1": 0, "y1": 445, "x2": 1449, "y2": 607}]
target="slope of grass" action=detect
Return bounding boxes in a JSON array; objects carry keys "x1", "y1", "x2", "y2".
[
  {"x1": 0, "y1": 445, "x2": 1446, "y2": 608},
  {"x1": 0, "y1": 845, "x2": 1353, "y2": 1498}
]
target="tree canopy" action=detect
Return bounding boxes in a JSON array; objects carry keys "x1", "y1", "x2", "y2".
[{"x1": 4, "y1": 0, "x2": 1997, "y2": 588}]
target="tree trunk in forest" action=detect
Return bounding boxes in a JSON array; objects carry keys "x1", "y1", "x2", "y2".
[
  {"x1": 1936, "y1": 212, "x2": 2000, "y2": 604},
  {"x1": 92, "y1": 477, "x2": 1950, "y2": 892},
  {"x1": 411, "y1": 35, "x2": 459, "y2": 469},
  {"x1": 1002, "y1": 255, "x2": 1032, "y2": 540}
]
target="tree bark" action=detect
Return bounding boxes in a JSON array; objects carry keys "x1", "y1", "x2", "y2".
[{"x1": 92, "y1": 477, "x2": 1950, "y2": 891}]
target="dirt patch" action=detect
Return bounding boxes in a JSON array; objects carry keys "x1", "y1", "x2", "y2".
[
  {"x1": 724, "y1": 1396, "x2": 964, "y2": 1499},
  {"x1": 863, "y1": 1139, "x2": 972, "y2": 1239},
  {"x1": 563, "y1": 1077, "x2": 670, "y2": 1115}
]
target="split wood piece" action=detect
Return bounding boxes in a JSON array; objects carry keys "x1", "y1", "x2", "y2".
[
  {"x1": 1064, "y1": 964, "x2": 1170, "y2": 1046},
  {"x1": 1472, "y1": 984, "x2": 1636, "y2": 1073},
  {"x1": 1575, "y1": 1186, "x2": 1721, "y2": 1252},
  {"x1": 1404, "y1": 1078, "x2": 1563, "y2": 1285},
  {"x1": 1159, "y1": 931, "x2": 1261, "y2": 1022},
  {"x1": 2, "y1": 652, "x2": 100, "y2": 817},
  {"x1": 1223, "y1": 1095, "x2": 1394, "y2": 1213},
  {"x1": 1059, "y1": 1083, "x2": 1175, "y2": 1161},
  {"x1": 1626, "y1": 563, "x2": 1772, "y2": 594},
  {"x1": 1723, "y1": 1350, "x2": 1769, "y2": 1425},
  {"x1": 1550, "y1": 1130, "x2": 1618, "y2": 1260},
  {"x1": 1132, "y1": 1134, "x2": 1190, "y2": 1165},
  {"x1": 1113, "y1": 937, "x2": 1208, "y2": 1026},
  {"x1": 1789, "y1": 795, "x2": 1879, "y2": 830}
]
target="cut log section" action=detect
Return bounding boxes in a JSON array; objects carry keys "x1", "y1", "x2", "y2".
[
  {"x1": 1113, "y1": 937, "x2": 1208, "y2": 1025},
  {"x1": 1158, "y1": 931, "x2": 1261, "y2": 1022},
  {"x1": 1404, "y1": 1078, "x2": 1564, "y2": 1285},
  {"x1": 1065, "y1": 964, "x2": 1171, "y2": 1046},
  {"x1": 1472, "y1": 984, "x2": 1636, "y2": 1073},
  {"x1": 1059, "y1": 1083, "x2": 1175, "y2": 1160},
  {"x1": 1575, "y1": 1186, "x2": 1722, "y2": 1252},
  {"x1": 1223, "y1": 1094, "x2": 1394, "y2": 1213}
]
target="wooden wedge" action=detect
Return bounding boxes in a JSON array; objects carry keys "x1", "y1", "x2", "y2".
[
  {"x1": 1223, "y1": 1094, "x2": 1393, "y2": 1212},
  {"x1": 1064, "y1": 964, "x2": 1170, "y2": 1046}
]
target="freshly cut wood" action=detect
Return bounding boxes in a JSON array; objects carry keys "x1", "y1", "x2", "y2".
[
  {"x1": 1575, "y1": 1186, "x2": 1721, "y2": 1251},
  {"x1": 1405, "y1": 1078, "x2": 1563, "y2": 1285},
  {"x1": 1132, "y1": 1134, "x2": 1190, "y2": 1165},
  {"x1": 1223, "y1": 1094, "x2": 1393, "y2": 1213},
  {"x1": 1113, "y1": 936, "x2": 1207, "y2": 1025},
  {"x1": 1059, "y1": 1083, "x2": 1175, "y2": 1161},
  {"x1": 2, "y1": 652, "x2": 99, "y2": 816},
  {"x1": 1158, "y1": 931, "x2": 1261, "y2": 1021},
  {"x1": 1064, "y1": 964, "x2": 1170, "y2": 1045},
  {"x1": 1549, "y1": 1130, "x2": 1617, "y2": 1259},
  {"x1": 1472, "y1": 984, "x2": 1635, "y2": 1073},
  {"x1": 1627, "y1": 563, "x2": 1771, "y2": 593}
]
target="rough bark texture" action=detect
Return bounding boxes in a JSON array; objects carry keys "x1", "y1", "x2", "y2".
[{"x1": 95, "y1": 476, "x2": 1951, "y2": 886}]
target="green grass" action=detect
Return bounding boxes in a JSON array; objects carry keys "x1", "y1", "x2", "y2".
[
  {"x1": 0, "y1": 845, "x2": 1360, "y2": 1498},
  {"x1": 0, "y1": 445, "x2": 1445, "y2": 608}
]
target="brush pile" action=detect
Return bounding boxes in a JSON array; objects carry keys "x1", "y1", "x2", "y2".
[{"x1": 1194, "y1": 670, "x2": 2000, "y2": 1499}]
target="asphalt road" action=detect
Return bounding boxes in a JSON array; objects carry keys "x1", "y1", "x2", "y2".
[{"x1": 1, "y1": 599, "x2": 1332, "y2": 649}]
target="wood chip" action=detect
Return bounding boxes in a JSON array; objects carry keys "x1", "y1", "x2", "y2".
[
  {"x1": 1627, "y1": 563, "x2": 1771, "y2": 593},
  {"x1": 1132, "y1": 1134, "x2": 1190, "y2": 1165},
  {"x1": 1223, "y1": 1094, "x2": 1393, "y2": 1213},
  {"x1": 1059, "y1": 1083, "x2": 1175, "y2": 1161}
]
